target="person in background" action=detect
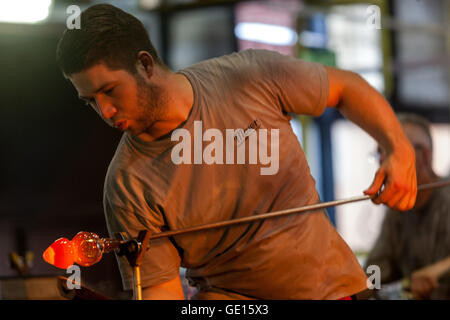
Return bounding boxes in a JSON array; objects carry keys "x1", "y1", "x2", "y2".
[{"x1": 360, "y1": 113, "x2": 450, "y2": 300}]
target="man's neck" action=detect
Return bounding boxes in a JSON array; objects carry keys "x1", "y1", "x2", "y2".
[{"x1": 138, "y1": 69, "x2": 194, "y2": 142}]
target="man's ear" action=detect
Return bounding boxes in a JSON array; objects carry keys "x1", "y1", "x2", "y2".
[{"x1": 136, "y1": 51, "x2": 155, "y2": 79}]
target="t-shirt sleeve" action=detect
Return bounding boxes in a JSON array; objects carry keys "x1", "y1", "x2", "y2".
[
  {"x1": 256, "y1": 50, "x2": 329, "y2": 117},
  {"x1": 103, "y1": 170, "x2": 181, "y2": 291}
]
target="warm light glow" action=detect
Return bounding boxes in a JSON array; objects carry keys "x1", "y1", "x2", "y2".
[
  {"x1": 71, "y1": 231, "x2": 103, "y2": 267},
  {"x1": 43, "y1": 237, "x2": 74, "y2": 269},
  {"x1": 42, "y1": 246, "x2": 55, "y2": 265},
  {"x1": 234, "y1": 22, "x2": 298, "y2": 46},
  {"x1": 0, "y1": 0, "x2": 52, "y2": 24},
  {"x1": 43, "y1": 232, "x2": 103, "y2": 269}
]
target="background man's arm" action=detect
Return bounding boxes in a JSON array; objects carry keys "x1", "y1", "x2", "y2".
[
  {"x1": 410, "y1": 255, "x2": 450, "y2": 299},
  {"x1": 142, "y1": 275, "x2": 185, "y2": 300},
  {"x1": 324, "y1": 66, "x2": 417, "y2": 211}
]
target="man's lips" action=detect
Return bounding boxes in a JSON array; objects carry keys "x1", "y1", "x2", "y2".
[{"x1": 115, "y1": 120, "x2": 129, "y2": 131}]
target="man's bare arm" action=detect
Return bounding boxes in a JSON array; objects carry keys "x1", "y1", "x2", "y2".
[
  {"x1": 142, "y1": 275, "x2": 185, "y2": 300},
  {"x1": 410, "y1": 255, "x2": 450, "y2": 299},
  {"x1": 324, "y1": 66, "x2": 417, "y2": 211}
]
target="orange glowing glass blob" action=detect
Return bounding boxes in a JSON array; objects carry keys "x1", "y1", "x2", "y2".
[
  {"x1": 43, "y1": 232, "x2": 104, "y2": 269},
  {"x1": 42, "y1": 237, "x2": 74, "y2": 269},
  {"x1": 71, "y1": 231, "x2": 103, "y2": 267}
]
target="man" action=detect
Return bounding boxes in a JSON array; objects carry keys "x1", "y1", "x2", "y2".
[
  {"x1": 362, "y1": 113, "x2": 450, "y2": 300},
  {"x1": 56, "y1": 4, "x2": 416, "y2": 299}
]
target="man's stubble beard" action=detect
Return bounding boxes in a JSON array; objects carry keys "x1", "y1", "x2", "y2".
[{"x1": 134, "y1": 75, "x2": 167, "y2": 136}]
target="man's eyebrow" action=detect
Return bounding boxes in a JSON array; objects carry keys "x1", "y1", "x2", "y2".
[{"x1": 78, "y1": 82, "x2": 116, "y2": 100}]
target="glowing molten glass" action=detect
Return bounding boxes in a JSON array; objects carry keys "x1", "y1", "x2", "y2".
[
  {"x1": 71, "y1": 231, "x2": 103, "y2": 267},
  {"x1": 43, "y1": 232, "x2": 103, "y2": 269},
  {"x1": 42, "y1": 237, "x2": 74, "y2": 269}
]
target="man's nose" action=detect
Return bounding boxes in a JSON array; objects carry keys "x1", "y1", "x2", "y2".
[{"x1": 96, "y1": 97, "x2": 117, "y2": 120}]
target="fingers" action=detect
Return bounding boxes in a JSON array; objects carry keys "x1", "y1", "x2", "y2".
[
  {"x1": 392, "y1": 176, "x2": 414, "y2": 210},
  {"x1": 368, "y1": 177, "x2": 414, "y2": 210},
  {"x1": 411, "y1": 268, "x2": 439, "y2": 300},
  {"x1": 386, "y1": 189, "x2": 405, "y2": 209},
  {"x1": 412, "y1": 276, "x2": 438, "y2": 300},
  {"x1": 377, "y1": 180, "x2": 403, "y2": 206},
  {"x1": 365, "y1": 140, "x2": 417, "y2": 211},
  {"x1": 407, "y1": 172, "x2": 417, "y2": 210},
  {"x1": 430, "y1": 277, "x2": 439, "y2": 289},
  {"x1": 366, "y1": 165, "x2": 417, "y2": 211},
  {"x1": 402, "y1": 163, "x2": 417, "y2": 211},
  {"x1": 364, "y1": 169, "x2": 386, "y2": 197}
]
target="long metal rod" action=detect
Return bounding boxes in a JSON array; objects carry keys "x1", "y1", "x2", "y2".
[{"x1": 149, "y1": 179, "x2": 450, "y2": 240}]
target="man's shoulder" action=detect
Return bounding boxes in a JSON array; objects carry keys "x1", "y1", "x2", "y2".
[
  {"x1": 182, "y1": 49, "x2": 283, "y2": 74},
  {"x1": 220, "y1": 48, "x2": 284, "y2": 60},
  {"x1": 216, "y1": 49, "x2": 286, "y2": 67}
]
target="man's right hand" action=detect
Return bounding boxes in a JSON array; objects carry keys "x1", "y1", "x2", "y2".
[
  {"x1": 410, "y1": 268, "x2": 439, "y2": 300},
  {"x1": 364, "y1": 141, "x2": 417, "y2": 211},
  {"x1": 410, "y1": 256, "x2": 450, "y2": 299}
]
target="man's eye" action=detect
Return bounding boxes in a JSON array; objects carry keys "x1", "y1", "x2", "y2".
[{"x1": 105, "y1": 87, "x2": 114, "y2": 95}]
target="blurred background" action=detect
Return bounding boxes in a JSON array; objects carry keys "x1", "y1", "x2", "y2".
[{"x1": 0, "y1": 0, "x2": 449, "y2": 299}]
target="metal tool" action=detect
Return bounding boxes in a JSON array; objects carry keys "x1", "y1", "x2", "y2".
[{"x1": 149, "y1": 179, "x2": 450, "y2": 240}]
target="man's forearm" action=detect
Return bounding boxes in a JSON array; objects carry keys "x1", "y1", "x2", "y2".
[
  {"x1": 330, "y1": 69, "x2": 410, "y2": 154},
  {"x1": 325, "y1": 66, "x2": 417, "y2": 211}
]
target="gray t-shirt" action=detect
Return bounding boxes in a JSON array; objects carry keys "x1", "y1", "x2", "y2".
[{"x1": 103, "y1": 49, "x2": 368, "y2": 299}]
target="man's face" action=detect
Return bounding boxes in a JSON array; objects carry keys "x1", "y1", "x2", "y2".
[{"x1": 69, "y1": 63, "x2": 165, "y2": 137}]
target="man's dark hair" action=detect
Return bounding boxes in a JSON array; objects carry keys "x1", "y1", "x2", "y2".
[{"x1": 56, "y1": 4, "x2": 163, "y2": 77}]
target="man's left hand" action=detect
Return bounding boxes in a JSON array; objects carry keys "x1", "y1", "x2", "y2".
[{"x1": 364, "y1": 142, "x2": 417, "y2": 211}]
